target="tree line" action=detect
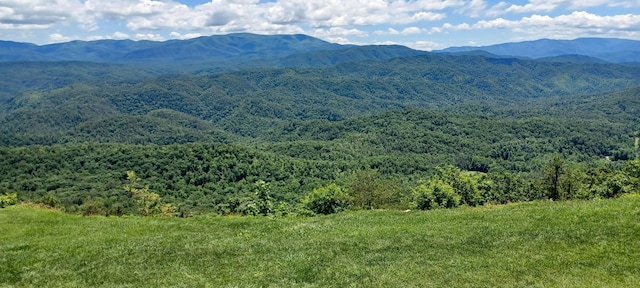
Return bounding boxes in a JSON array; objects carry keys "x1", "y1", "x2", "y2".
[{"x1": 1, "y1": 141, "x2": 637, "y2": 216}]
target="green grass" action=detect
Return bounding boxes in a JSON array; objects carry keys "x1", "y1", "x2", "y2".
[{"x1": 2, "y1": 196, "x2": 640, "y2": 287}]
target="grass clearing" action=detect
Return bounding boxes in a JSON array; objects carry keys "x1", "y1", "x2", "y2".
[{"x1": 2, "y1": 195, "x2": 640, "y2": 287}]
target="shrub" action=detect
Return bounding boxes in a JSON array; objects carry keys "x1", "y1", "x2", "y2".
[
  {"x1": 302, "y1": 183, "x2": 350, "y2": 215},
  {"x1": 80, "y1": 198, "x2": 106, "y2": 216},
  {"x1": 413, "y1": 178, "x2": 460, "y2": 210},
  {"x1": 623, "y1": 159, "x2": 640, "y2": 192},
  {"x1": 37, "y1": 193, "x2": 62, "y2": 209},
  {"x1": 107, "y1": 203, "x2": 127, "y2": 216},
  {"x1": 0, "y1": 192, "x2": 18, "y2": 208},
  {"x1": 453, "y1": 172, "x2": 486, "y2": 206}
]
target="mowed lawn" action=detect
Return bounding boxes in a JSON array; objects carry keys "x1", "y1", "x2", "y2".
[{"x1": 2, "y1": 195, "x2": 639, "y2": 287}]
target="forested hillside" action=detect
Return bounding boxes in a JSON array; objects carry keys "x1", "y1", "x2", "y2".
[
  {"x1": 1, "y1": 35, "x2": 639, "y2": 216},
  {"x1": 3, "y1": 52, "x2": 640, "y2": 142}
]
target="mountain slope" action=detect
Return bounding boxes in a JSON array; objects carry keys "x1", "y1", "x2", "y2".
[
  {"x1": 271, "y1": 45, "x2": 427, "y2": 68},
  {"x1": 0, "y1": 61, "x2": 160, "y2": 104}
]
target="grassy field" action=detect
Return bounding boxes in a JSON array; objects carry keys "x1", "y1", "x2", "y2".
[{"x1": 1, "y1": 195, "x2": 640, "y2": 287}]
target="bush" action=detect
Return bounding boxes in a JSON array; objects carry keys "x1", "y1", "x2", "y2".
[
  {"x1": 413, "y1": 178, "x2": 460, "y2": 210},
  {"x1": 453, "y1": 172, "x2": 486, "y2": 206},
  {"x1": 38, "y1": 193, "x2": 62, "y2": 209},
  {"x1": 302, "y1": 183, "x2": 350, "y2": 215},
  {"x1": 623, "y1": 159, "x2": 640, "y2": 192},
  {"x1": 107, "y1": 203, "x2": 127, "y2": 216},
  {"x1": 80, "y1": 198, "x2": 106, "y2": 216},
  {"x1": 0, "y1": 192, "x2": 18, "y2": 208}
]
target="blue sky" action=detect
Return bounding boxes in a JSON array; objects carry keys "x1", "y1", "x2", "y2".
[{"x1": 0, "y1": 0, "x2": 639, "y2": 50}]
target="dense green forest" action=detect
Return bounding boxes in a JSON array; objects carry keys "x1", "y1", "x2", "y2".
[{"x1": 1, "y1": 40, "x2": 639, "y2": 216}]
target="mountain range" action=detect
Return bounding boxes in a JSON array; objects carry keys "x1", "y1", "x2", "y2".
[
  {"x1": 0, "y1": 33, "x2": 345, "y2": 71},
  {"x1": 438, "y1": 38, "x2": 640, "y2": 63},
  {"x1": 3, "y1": 35, "x2": 640, "y2": 69},
  {"x1": 1, "y1": 34, "x2": 640, "y2": 147}
]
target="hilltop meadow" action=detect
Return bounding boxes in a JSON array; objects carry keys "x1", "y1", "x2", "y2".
[{"x1": 2, "y1": 195, "x2": 640, "y2": 287}]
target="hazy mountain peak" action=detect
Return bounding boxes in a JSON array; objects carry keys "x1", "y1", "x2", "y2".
[{"x1": 437, "y1": 38, "x2": 640, "y2": 63}]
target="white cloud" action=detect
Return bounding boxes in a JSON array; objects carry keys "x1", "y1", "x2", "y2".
[
  {"x1": 266, "y1": 0, "x2": 455, "y2": 27},
  {"x1": 374, "y1": 28, "x2": 401, "y2": 35},
  {"x1": 84, "y1": 31, "x2": 130, "y2": 41},
  {"x1": 170, "y1": 31, "x2": 202, "y2": 39},
  {"x1": 481, "y1": 11, "x2": 640, "y2": 30},
  {"x1": 49, "y1": 32, "x2": 72, "y2": 43},
  {"x1": 113, "y1": 31, "x2": 130, "y2": 39},
  {"x1": 408, "y1": 0, "x2": 466, "y2": 10},
  {"x1": 85, "y1": 0, "x2": 187, "y2": 18},
  {"x1": 373, "y1": 26, "x2": 425, "y2": 36},
  {"x1": 457, "y1": 0, "x2": 487, "y2": 17},
  {"x1": 374, "y1": 39, "x2": 445, "y2": 51},
  {"x1": 204, "y1": 9, "x2": 239, "y2": 26},
  {"x1": 439, "y1": 11, "x2": 640, "y2": 40},
  {"x1": 323, "y1": 36, "x2": 351, "y2": 44},
  {"x1": 402, "y1": 26, "x2": 423, "y2": 35},
  {"x1": 485, "y1": 2, "x2": 509, "y2": 17},
  {"x1": 312, "y1": 27, "x2": 368, "y2": 38},
  {"x1": 135, "y1": 33, "x2": 164, "y2": 41},
  {"x1": 440, "y1": 22, "x2": 471, "y2": 30},
  {"x1": 498, "y1": 0, "x2": 640, "y2": 15},
  {"x1": 407, "y1": 40, "x2": 444, "y2": 51},
  {"x1": 505, "y1": 1, "x2": 563, "y2": 14},
  {"x1": 0, "y1": 0, "x2": 83, "y2": 28},
  {"x1": 474, "y1": 17, "x2": 512, "y2": 29},
  {"x1": 411, "y1": 11, "x2": 447, "y2": 22}
]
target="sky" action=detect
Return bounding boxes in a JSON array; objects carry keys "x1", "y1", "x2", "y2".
[{"x1": 0, "y1": 0, "x2": 639, "y2": 50}]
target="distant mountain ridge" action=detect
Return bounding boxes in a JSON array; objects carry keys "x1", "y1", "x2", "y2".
[
  {"x1": 0, "y1": 33, "x2": 437, "y2": 72},
  {"x1": 437, "y1": 38, "x2": 640, "y2": 63},
  {"x1": 0, "y1": 33, "x2": 344, "y2": 68},
  {"x1": 4, "y1": 35, "x2": 638, "y2": 69}
]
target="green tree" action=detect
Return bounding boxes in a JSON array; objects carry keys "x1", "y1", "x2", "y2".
[
  {"x1": 584, "y1": 165, "x2": 629, "y2": 199},
  {"x1": 253, "y1": 180, "x2": 274, "y2": 216},
  {"x1": 236, "y1": 180, "x2": 275, "y2": 216},
  {"x1": 543, "y1": 154, "x2": 565, "y2": 200},
  {"x1": 346, "y1": 169, "x2": 397, "y2": 209},
  {"x1": 559, "y1": 163, "x2": 585, "y2": 200},
  {"x1": 124, "y1": 171, "x2": 168, "y2": 216},
  {"x1": 623, "y1": 159, "x2": 640, "y2": 193},
  {"x1": 595, "y1": 171, "x2": 630, "y2": 198},
  {"x1": 487, "y1": 170, "x2": 531, "y2": 203}
]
